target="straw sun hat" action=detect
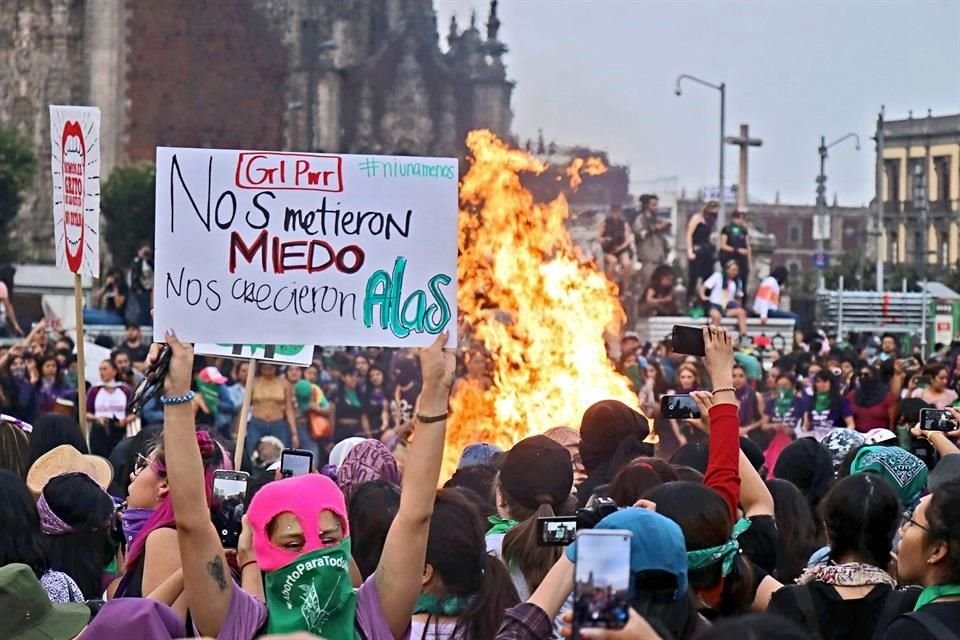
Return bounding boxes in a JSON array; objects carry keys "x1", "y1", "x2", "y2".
[{"x1": 26, "y1": 444, "x2": 113, "y2": 497}]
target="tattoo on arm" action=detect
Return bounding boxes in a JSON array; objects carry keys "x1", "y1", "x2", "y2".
[{"x1": 207, "y1": 556, "x2": 228, "y2": 592}]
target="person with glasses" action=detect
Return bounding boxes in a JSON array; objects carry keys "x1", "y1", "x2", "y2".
[{"x1": 880, "y1": 480, "x2": 960, "y2": 639}]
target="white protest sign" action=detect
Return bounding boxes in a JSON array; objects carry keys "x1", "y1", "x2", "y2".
[
  {"x1": 195, "y1": 343, "x2": 314, "y2": 366},
  {"x1": 50, "y1": 106, "x2": 101, "y2": 276},
  {"x1": 153, "y1": 148, "x2": 458, "y2": 347}
]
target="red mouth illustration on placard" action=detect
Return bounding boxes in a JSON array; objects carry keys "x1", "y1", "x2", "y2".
[{"x1": 61, "y1": 121, "x2": 85, "y2": 273}]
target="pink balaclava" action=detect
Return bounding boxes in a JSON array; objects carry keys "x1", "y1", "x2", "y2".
[{"x1": 247, "y1": 474, "x2": 350, "y2": 572}]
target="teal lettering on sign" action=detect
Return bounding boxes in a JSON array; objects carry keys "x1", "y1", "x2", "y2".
[{"x1": 362, "y1": 257, "x2": 451, "y2": 339}]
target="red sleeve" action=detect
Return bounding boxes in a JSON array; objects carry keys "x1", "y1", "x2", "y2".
[{"x1": 705, "y1": 403, "x2": 741, "y2": 520}]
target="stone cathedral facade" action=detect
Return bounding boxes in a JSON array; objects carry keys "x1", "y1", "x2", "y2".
[{"x1": 0, "y1": 0, "x2": 513, "y2": 264}]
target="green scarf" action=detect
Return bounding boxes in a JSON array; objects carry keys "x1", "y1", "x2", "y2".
[
  {"x1": 486, "y1": 515, "x2": 519, "y2": 536},
  {"x1": 687, "y1": 518, "x2": 752, "y2": 576},
  {"x1": 344, "y1": 388, "x2": 361, "y2": 408},
  {"x1": 414, "y1": 593, "x2": 474, "y2": 616},
  {"x1": 914, "y1": 584, "x2": 960, "y2": 611},
  {"x1": 814, "y1": 392, "x2": 831, "y2": 412},
  {"x1": 263, "y1": 540, "x2": 359, "y2": 640},
  {"x1": 775, "y1": 389, "x2": 794, "y2": 417}
]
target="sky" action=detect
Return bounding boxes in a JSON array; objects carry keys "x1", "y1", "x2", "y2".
[{"x1": 435, "y1": 0, "x2": 960, "y2": 207}]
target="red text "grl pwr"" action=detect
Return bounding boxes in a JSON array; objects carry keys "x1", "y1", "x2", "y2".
[{"x1": 235, "y1": 152, "x2": 343, "y2": 192}]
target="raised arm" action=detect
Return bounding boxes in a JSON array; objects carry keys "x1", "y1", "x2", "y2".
[
  {"x1": 160, "y1": 332, "x2": 236, "y2": 637},
  {"x1": 284, "y1": 381, "x2": 299, "y2": 448},
  {"x1": 376, "y1": 333, "x2": 455, "y2": 639}
]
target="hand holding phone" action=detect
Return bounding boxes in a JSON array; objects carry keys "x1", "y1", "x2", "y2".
[
  {"x1": 573, "y1": 530, "x2": 632, "y2": 638},
  {"x1": 211, "y1": 470, "x2": 249, "y2": 549},
  {"x1": 920, "y1": 408, "x2": 959, "y2": 432},
  {"x1": 280, "y1": 449, "x2": 314, "y2": 478}
]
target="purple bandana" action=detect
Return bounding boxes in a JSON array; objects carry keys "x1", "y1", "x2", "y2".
[
  {"x1": 121, "y1": 508, "x2": 155, "y2": 546},
  {"x1": 36, "y1": 493, "x2": 74, "y2": 535}
]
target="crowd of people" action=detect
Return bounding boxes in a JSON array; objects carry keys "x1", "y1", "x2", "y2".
[
  {"x1": 2, "y1": 316, "x2": 960, "y2": 640},
  {"x1": 600, "y1": 198, "x2": 800, "y2": 331}
]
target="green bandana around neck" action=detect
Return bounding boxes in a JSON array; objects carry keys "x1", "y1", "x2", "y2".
[
  {"x1": 486, "y1": 515, "x2": 519, "y2": 536},
  {"x1": 344, "y1": 388, "x2": 362, "y2": 408},
  {"x1": 414, "y1": 593, "x2": 475, "y2": 616},
  {"x1": 686, "y1": 517, "x2": 752, "y2": 576},
  {"x1": 263, "y1": 539, "x2": 359, "y2": 640},
  {"x1": 814, "y1": 392, "x2": 831, "y2": 412},
  {"x1": 914, "y1": 583, "x2": 960, "y2": 611},
  {"x1": 775, "y1": 390, "x2": 794, "y2": 417}
]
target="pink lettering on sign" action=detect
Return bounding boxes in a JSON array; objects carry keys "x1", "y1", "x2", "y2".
[
  {"x1": 60, "y1": 121, "x2": 86, "y2": 273},
  {"x1": 235, "y1": 152, "x2": 343, "y2": 192}
]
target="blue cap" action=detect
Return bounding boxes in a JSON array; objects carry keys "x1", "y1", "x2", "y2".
[
  {"x1": 566, "y1": 508, "x2": 688, "y2": 600},
  {"x1": 457, "y1": 443, "x2": 503, "y2": 469}
]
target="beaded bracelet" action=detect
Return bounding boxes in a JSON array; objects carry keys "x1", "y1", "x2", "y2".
[
  {"x1": 160, "y1": 390, "x2": 196, "y2": 405},
  {"x1": 711, "y1": 386, "x2": 736, "y2": 396}
]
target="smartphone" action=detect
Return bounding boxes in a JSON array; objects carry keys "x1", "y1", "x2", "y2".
[
  {"x1": 661, "y1": 394, "x2": 700, "y2": 419},
  {"x1": 672, "y1": 325, "x2": 705, "y2": 357},
  {"x1": 920, "y1": 408, "x2": 959, "y2": 432},
  {"x1": 537, "y1": 516, "x2": 578, "y2": 546},
  {"x1": 572, "y1": 529, "x2": 632, "y2": 638},
  {"x1": 211, "y1": 470, "x2": 249, "y2": 549},
  {"x1": 280, "y1": 449, "x2": 314, "y2": 478}
]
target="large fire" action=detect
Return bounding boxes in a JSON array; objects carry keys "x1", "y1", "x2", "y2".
[{"x1": 445, "y1": 130, "x2": 640, "y2": 477}]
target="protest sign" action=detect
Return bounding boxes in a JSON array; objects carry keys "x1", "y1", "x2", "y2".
[
  {"x1": 50, "y1": 106, "x2": 101, "y2": 276},
  {"x1": 153, "y1": 148, "x2": 458, "y2": 347},
  {"x1": 195, "y1": 343, "x2": 314, "y2": 366}
]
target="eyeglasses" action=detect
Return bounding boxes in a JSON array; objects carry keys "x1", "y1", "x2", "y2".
[
  {"x1": 133, "y1": 453, "x2": 153, "y2": 478},
  {"x1": 900, "y1": 510, "x2": 930, "y2": 533}
]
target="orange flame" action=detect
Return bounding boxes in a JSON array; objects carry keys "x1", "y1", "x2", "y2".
[
  {"x1": 445, "y1": 131, "x2": 640, "y2": 478},
  {"x1": 566, "y1": 156, "x2": 606, "y2": 189}
]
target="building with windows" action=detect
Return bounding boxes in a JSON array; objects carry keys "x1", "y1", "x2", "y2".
[{"x1": 879, "y1": 112, "x2": 960, "y2": 267}]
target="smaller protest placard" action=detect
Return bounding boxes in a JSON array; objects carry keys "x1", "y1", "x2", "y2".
[
  {"x1": 50, "y1": 106, "x2": 101, "y2": 276},
  {"x1": 194, "y1": 343, "x2": 314, "y2": 366}
]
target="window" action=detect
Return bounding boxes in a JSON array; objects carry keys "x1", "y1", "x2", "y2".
[
  {"x1": 934, "y1": 156, "x2": 951, "y2": 206},
  {"x1": 941, "y1": 232, "x2": 949, "y2": 266},
  {"x1": 787, "y1": 261, "x2": 801, "y2": 277},
  {"x1": 889, "y1": 232, "x2": 899, "y2": 264},
  {"x1": 788, "y1": 222, "x2": 801, "y2": 246},
  {"x1": 911, "y1": 160, "x2": 927, "y2": 209},
  {"x1": 885, "y1": 159, "x2": 900, "y2": 205}
]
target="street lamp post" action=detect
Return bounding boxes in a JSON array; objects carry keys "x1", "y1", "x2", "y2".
[
  {"x1": 815, "y1": 133, "x2": 860, "y2": 290},
  {"x1": 675, "y1": 74, "x2": 726, "y2": 228}
]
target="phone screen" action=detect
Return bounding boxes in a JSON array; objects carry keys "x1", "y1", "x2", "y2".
[
  {"x1": 537, "y1": 516, "x2": 578, "y2": 546},
  {"x1": 573, "y1": 530, "x2": 632, "y2": 637},
  {"x1": 672, "y1": 325, "x2": 705, "y2": 357},
  {"x1": 920, "y1": 408, "x2": 958, "y2": 432},
  {"x1": 211, "y1": 472, "x2": 249, "y2": 549},
  {"x1": 281, "y1": 450, "x2": 313, "y2": 478},
  {"x1": 661, "y1": 394, "x2": 700, "y2": 419}
]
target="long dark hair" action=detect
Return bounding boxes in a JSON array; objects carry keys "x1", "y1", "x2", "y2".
[
  {"x1": 766, "y1": 479, "x2": 817, "y2": 583},
  {"x1": 814, "y1": 369, "x2": 843, "y2": 414},
  {"x1": 500, "y1": 478, "x2": 574, "y2": 593},
  {"x1": 0, "y1": 421, "x2": 30, "y2": 478},
  {"x1": 36, "y1": 354, "x2": 68, "y2": 389},
  {"x1": 646, "y1": 482, "x2": 755, "y2": 616},
  {"x1": 28, "y1": 414, "x2": 88, "y2": 469},
  {"x1": 609, "y1": 462, "x2": 664, "y2": 507},
  {"x1": 820, "y1": 473, "x2": 900, "y2": 569},
  {"x1": 647, "y1": 362, "x2": 671, "y2": 398},
  {"x1": 347, "y1": 480, "x2": 400, "y2": 580},
  {"x1": 0, "y1": 469, "x2": 50, "y2": 578},
  {"x1": 424, "y1": 490, "x2": 519, "y2": 639},
  {"x1": 42, "y1": 472, "x2": 115, "y2": 598}
]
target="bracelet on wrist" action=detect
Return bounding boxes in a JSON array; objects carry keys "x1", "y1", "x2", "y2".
[
  {"x1": 416, "y1": 412, "x2": 449, "y2": 424},
  {"x1": 160, "y1": 390, "x2": 196, "y2": 406},
  {"x1": 239, "y1": 560, "x2": 259, "y2": 572},
  {"x1": 711, "y1": 386, "x2": 736, "y2": 396}
]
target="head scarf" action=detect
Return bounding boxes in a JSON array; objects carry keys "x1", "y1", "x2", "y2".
[
  {"x1": 247, "y1": 474, "x2": 350, "y2": 572},
  {"x1": 773, "y1": 438, "x2": 834, "y2": 506},
  {"x1": 579, "y1": 400, "x2": 650, "y2": 475},
  {"x1": 686, "y1": 517, "x2": 753, "y2": 577},
  {"x1": 336, "y1": 440, "x2": 400, "y2": 500},
  {"x1": 850, "y1": 445, "x2": 928, "y2": 507},
  {"x1": 328, "y1": 437, "x2": 365, "y2": 468},
  {"x1": 820, "y1": 429, "x2": 866, "y2": 471},
  {"x1": 247, "y1": 474, "x2": 356, "y2": 639}
]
